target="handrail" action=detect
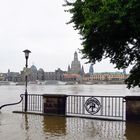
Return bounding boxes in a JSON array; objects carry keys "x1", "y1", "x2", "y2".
[{"x1": 0, "y1": 94, "x2": 23, "y2": 110}]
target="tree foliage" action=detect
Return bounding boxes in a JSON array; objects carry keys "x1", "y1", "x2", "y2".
[{"x1": 64, "y1": 0, "x2": 140, "y2": 88}]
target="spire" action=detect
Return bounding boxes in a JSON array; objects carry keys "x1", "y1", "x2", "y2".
[
  {"x1": 8, "y1": 69, "x2": 10, "y2": 74},
  {"x1": 123, "y1": 68, "x2": 126, "y2": 75},
  {"x1": 81, "y1": 65, "x2": 85, "y2": 75},
  {"x1": 89, "y1": 64, "x2": 94, "y2": 76},
  {"x1": 74, "y1": 51, "x2": 78, "y2": 61},
  {"x1": 68, "y1": 65, "x2": 71, "y2": 73}
]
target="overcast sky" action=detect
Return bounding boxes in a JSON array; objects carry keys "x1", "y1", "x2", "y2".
[{"x1": 0, "y1": 0, "x2": 129, "y2": 73}]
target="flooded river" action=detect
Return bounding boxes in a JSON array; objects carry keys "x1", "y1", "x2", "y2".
[{"x1": 0, "y1": 84, "x2": 140, "y2": 140}]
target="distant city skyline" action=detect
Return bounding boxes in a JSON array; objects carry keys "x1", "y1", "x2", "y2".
[
  {"x1": 0, "y1": 0, "x2": 131, "y2": 74},
  {"x1": 0, "y1": 51, "x2": 130, "y2": 74}
]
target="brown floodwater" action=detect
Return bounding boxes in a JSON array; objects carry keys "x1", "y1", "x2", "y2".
[
  {"x1": 1, "y1": 112, "x2": 140, "y2": 140},
  {"x1": 0, "y1": 85, "x2": 140, "y2": 140}
]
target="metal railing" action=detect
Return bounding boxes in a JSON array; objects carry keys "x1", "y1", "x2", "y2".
[
  {"x1": 21, "y1": 94, "x2": 126, "y2": 121},
  {"x1": 67, "y1": 95, "x2": 125, "y2": 121},
  {"x1": 21, "y1": 94, "x2": 43, "y2": 112}
]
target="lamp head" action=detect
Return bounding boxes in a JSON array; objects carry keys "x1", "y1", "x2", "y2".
[{"x1": 23, "y1": 49, "x2": 31, "y2": 59}]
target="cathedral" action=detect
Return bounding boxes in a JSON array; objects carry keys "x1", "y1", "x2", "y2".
[{"x1": 68, "y1": 51, "x2": 84, "y2": 75}]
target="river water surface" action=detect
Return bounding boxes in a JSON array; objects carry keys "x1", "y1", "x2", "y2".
[{"x1": 0, "y1": 84, "x2": 140, "y2": 140}]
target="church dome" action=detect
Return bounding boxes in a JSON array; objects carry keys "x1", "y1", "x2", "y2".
[
  {"x1": 30, "y1": 65, "x2": 37, "y2": 72},
  {"x1": 38, "y1": 68, "x2": 44, "y2": 72}
]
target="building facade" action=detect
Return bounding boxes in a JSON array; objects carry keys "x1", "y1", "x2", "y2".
[
  {"x1": 89, "y1": 72, "x2": 128, "y2": 81},
  {"x1": 45, "y1": 68, "x2": 65, "y2": 81}
]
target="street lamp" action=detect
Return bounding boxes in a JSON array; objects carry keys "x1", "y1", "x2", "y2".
[{"x1": 23, "y1": 49, "x2": 31, "y2": 112}]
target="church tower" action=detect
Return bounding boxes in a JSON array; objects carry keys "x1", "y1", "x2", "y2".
[
  {"x1": 74, "y1": 51, "x2": 78, "y2": 60},
  {"x1": 69, "y1": 51, "x2": 81, "y2": 74}
]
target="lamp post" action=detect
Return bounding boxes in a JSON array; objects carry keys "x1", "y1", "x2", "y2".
[{"x1": 23, "y1": 49, "x2": 31, "y2": 112}]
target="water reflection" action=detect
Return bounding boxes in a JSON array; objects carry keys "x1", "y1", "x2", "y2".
[
  {"x1": 42, "y1": 116, "x2": 66, "y2": 136},
  {"x1": 22, "y1": 114, "x2": 45, "y2": 140},
  {"x1": 125, "y1": 122, "x2": 140, "y2": 140},
  {"x1": 66, "y1": 118, "x2": 126, "y2": 140},
  {"x1": 66, "y1": 118, "x2": 97, "y2": 140},
  {"x1": 1, "y1": 113, "x2": 140, "y2": 140},
  {"x1": 25, "y1": 115, "x2": 122, "y2": 140},
  {"x1": 24, "y1": 114, "x2": 30, "y2": 140}
]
